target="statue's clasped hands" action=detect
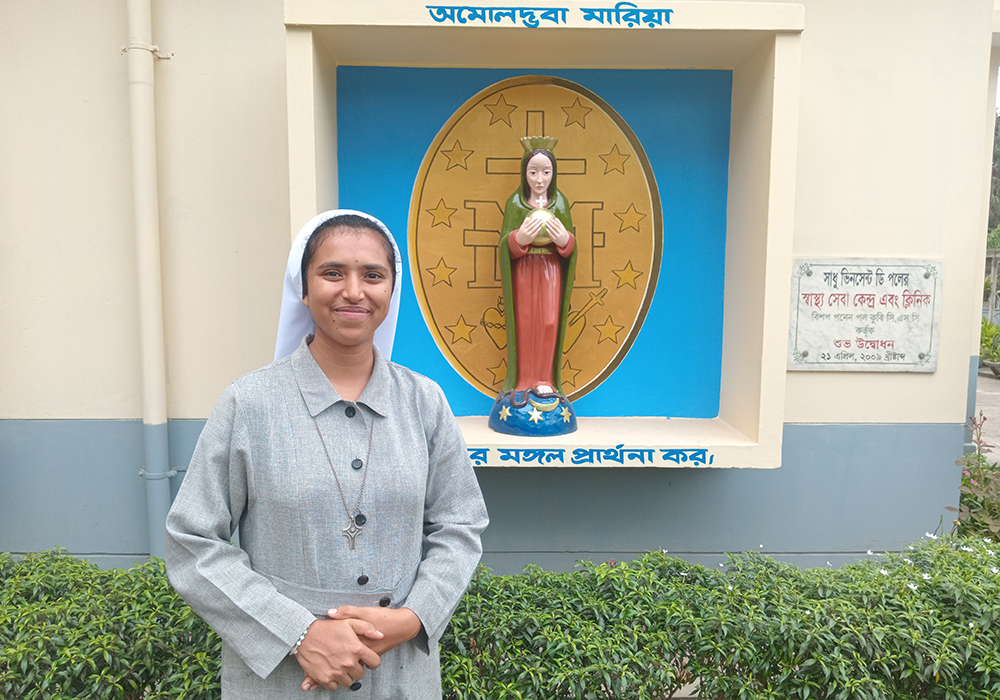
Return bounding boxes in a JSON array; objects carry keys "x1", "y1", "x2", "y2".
[
  {"x1": 297, "y1": 605, "x2": 423, "y2": 692},
  {"x1": 515, "y1": 214, "x2": 570, "y2": 248}
]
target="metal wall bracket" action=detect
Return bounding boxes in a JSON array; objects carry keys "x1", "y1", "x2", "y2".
[
  {"x1": 138, "y1": 466, "x2": 180, "y2": 480},
  {"x1": 121, "y1": 42, "x2": 173, "y2": 59}
]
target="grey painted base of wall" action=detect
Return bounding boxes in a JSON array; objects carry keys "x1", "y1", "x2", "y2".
[
  {"x1": 0, "y1": 418, "x2": 964, "y2": 573},
  {"x1": 476, "y1": 421, "x2": 962, "y2": 573},
  {"x1": 0, "y1": 419, "x2": 150, "y2": 556}
]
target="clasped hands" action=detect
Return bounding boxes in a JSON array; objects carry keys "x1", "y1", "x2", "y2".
[
  {"x1": 514, "y1": 215, "x2": 570, "y2": 248},
  {"x1": 295, "y1": 605, "x2": 422, "y2": 692}
]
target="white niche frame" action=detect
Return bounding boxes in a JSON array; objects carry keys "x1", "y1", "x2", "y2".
[{"x1": 284, "y1": 1, "x2": 804, "y2": 468}]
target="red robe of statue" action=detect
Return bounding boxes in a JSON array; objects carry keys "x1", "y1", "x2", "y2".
[{"x1": 508, "y1": 233, "x2": 576, "y2": 392}]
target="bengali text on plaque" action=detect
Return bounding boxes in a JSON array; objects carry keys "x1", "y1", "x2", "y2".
[{"x1": 787, "y1": 259, "x2": 941, "y2": 372}]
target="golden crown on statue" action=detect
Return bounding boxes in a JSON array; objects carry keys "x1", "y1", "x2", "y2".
[{"x1": 520, "y1": 136, "x2": 558, "y2": 152}]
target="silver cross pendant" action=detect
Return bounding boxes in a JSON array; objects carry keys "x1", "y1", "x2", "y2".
[{"x1": 343, "y1": 518, "x2": 363, "y2": 550}]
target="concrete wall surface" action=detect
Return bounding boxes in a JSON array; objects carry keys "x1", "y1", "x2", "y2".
[{"x1": 0, "y1": 0, "x2": 995, "y2": 566}]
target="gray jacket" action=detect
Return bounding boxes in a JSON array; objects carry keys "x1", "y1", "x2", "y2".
[{"x1": 165, "y1": 340, "x2": 488, "y2": 698}]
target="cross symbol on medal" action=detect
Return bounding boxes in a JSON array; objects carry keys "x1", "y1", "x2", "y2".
[
  {"x1": 462, "y1": 108, "x2": 602, "y2": 290},
  {"x1": 343, "y1": 518, "x2": 363, "y2": 550}
]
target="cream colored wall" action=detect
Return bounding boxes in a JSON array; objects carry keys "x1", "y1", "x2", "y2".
[
  {"x1": 783, "y1": 0, "x2": 995, "y2": 423},
  {"x1": 1, "y1": 0, "x2": 292, "y2": 419},
  {"x1": 2, "y1": 0, "x2": 996, "y2": 429},
  {"x1": 152, "y1": 0, "x2": 290, "y2": 418},
  {"x1": 1, "y1": 2, "x2": 139, "y2": 419}
]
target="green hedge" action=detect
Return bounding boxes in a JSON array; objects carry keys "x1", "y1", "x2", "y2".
[
  {"x1": 0, "y1": 552, "x2": 218, "y2": 699},
  {"x1": 3, "y1": 537, "x2": 1000, "y2": 699}
]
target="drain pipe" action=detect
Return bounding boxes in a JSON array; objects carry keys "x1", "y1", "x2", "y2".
[{"x1": 124, "y1": 0, "x2": 172, "y2": 558}]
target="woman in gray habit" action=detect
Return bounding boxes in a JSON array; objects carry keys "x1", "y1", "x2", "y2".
[{"x1": 165, "y1": 210, "x2": 488, "y2": 698}]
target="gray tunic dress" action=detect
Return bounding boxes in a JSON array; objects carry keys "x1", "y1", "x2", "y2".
[{"x1": 165, "y1": 340, "x2": 488, "y2": 698}]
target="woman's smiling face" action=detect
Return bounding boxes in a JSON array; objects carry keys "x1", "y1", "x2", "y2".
[{"x1": 302, "y1": 227, "x2": 394, "y2": 353}]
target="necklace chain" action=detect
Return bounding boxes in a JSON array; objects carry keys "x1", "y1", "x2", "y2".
[{"x1": 314, "y1": 409, "x2": 375, "y2": 549}]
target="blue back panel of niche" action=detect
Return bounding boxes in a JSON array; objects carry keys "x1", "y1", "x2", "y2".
[{"x1": 337, "y1": 67, "x2": 732, "y2": 418}]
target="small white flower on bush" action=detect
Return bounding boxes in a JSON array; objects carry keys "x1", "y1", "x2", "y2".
[
  {"x1": 880, "y1": 569, "x2": 889, "y2": 575},
  {"x1": 992, "y1": 567, "x2": 999, "y2": 574},
  {"x1": 923, "y1": 573, "x2": 931, "y2": 580},
  {"x1": 925, "y1": 532, "x2": 938, "y2": 540},
  {"x1": 961, "y1": 546, "x2": 974, "y2": 552},
  {"x1": 907, "y1": 583, "x2": 918, "y2": 591}
]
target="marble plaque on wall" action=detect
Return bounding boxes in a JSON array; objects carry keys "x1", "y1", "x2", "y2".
[{"x1": 787, "y1": 258, "x2": 941, "y2": 372}]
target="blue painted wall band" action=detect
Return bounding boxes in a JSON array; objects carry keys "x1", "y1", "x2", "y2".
[{"x1": 0, "y1": 418, "x2": 964, "y2": 572}]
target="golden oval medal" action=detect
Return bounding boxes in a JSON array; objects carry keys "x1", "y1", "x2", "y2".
[{"x1": 409, "y1": 75, "x2": 661, "y2": 400}]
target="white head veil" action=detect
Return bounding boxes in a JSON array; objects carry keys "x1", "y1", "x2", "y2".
[{"x1": 274, "y1": 210, "x2": 403, "y2": 362}]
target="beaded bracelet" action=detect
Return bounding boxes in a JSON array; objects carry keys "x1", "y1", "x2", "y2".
[{"x1": 289, "y1": 622, "x2": 313, "y2": 656}]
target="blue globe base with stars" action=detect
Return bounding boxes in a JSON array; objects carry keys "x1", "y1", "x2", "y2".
[{"x1": 488, "y1": 389, "x2": 577, "y2": 437}]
